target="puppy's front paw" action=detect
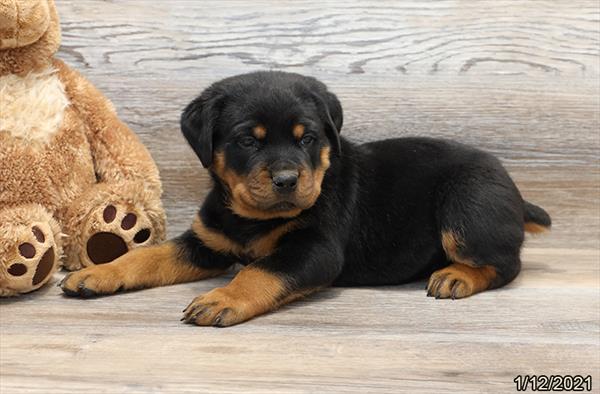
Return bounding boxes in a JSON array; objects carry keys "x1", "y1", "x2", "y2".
[
  {"x1": 60, "y1": 265, "x2": 124, "y2": 298},
  {"x1": 182, "y1": 288, "x2": 252, "y2": 327}
]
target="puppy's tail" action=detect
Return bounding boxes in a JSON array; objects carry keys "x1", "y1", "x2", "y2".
[{"x1": 523, "y1": 200, "x2": 551, "y2": 234}]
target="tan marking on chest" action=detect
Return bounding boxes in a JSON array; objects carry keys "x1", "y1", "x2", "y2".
[
  {"x1": 0, "y1": 67, "x2": 70, "y2": 145},
  {"x1": 191, "y1": 215, "x2": 299, "y2": 259}
]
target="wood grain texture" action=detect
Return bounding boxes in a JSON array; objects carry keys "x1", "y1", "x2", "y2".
[
  {"x1": 55, "y1": 0, "x2": 600, "y2": 247},
  {"x1": 1, "y1": 249, "x2": 599, "y2": 393},
  {"x1": 1, "y1": 1, "x2": 599, "y2": 393}
]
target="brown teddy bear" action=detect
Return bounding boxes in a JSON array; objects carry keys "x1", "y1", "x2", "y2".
[{"x1": 0, "y1": 0, "x2": 166, "y2": 296}]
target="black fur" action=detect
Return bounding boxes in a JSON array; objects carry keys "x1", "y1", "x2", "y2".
[{"x1": 177, "y1": 71, "x2": 551, "y2": 295}]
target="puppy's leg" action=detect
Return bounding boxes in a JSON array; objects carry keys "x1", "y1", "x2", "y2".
[
  {"x1": 61, "y1": 230, "x2": 235, "y2": 297},
  {"x1": 182, "y1": 229, "x2": 343, "y2": 327},
  {"x1": 427, "y1": 165, "x2": 524, "y2": 299}
]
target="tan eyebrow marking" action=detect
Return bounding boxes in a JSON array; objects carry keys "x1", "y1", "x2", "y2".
[
  {"x1": 293, "y1": 124, "x2": 305, "y2": 139},
  {"x1": 252, "y1": 124, "x2": 267, "y2": 139}
]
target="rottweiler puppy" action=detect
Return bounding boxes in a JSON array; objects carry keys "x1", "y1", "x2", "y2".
[{"x1": 61, "y1": 71, "x2": 551, "y2": 326}]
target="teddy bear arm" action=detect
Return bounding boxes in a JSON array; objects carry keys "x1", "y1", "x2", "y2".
[
  {"x1": 51, "y1": 59, "x2": 167, "y2": 269},
  {"x1": 53, "y1": 59, "x2": 162, "y2": 197}
]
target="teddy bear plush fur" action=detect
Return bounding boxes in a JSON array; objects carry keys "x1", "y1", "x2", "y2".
[{"x1": 0, "y1": 0, "x2": 166, "y2": 296}]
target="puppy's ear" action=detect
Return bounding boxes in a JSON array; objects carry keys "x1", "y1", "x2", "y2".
[
  {"x1": 322, "y1": 91, "x2": 343, "y2": 136},
  {"x1": 300, "y1": 76, "x2": 343, "y2": 156},
  {"x1": 181, "y1": 90, "x2": 222, "y2": 168},
  {"x1": 310, "y1": 90, "x2": 343, "y2": 156}
]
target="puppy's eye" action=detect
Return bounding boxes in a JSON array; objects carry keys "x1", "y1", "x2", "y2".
[
  {"x1": 238, "y1": 136, "x2": 259, "y2": 149},
  {"x1": 300, "y1": 135, "x2": 315, "y2": 146}
]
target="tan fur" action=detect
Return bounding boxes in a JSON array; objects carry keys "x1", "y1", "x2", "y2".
[
  {"x1": 252, "y1": 124, "x2": 266, "y2": 139},
  {"x1": 230, "y1": 188, "x2": 303, "y2": 219},
  {"x1": 212, "y1": 146, "x2": 331, "y2": 220},
  {"x1": 0, "y1": 0, "x2": 60, "y2": 76},
  {"x1": 292, "y1": 124, "x2": 305, "y2": 139},
  {"x1": 182, "y1": 267, "x2": 321, "y2": 326},
  {"x1": 191, "y1": 215, "x2": 243, "y2": 256},
  {"x1": 192, "y1": 214, "x2": 299, "y2": 259},
  {"x1": 60, "y1": 242, "x2": 225, "y2": 295},
  {"x1": 248, "y1": 220, "x2": 299, "y2": 258},
  {"x1": 0, "y1": 67, "x2": 69, "y2": 144},
  {"x1": 307, "y1": 146, "x2": 331, "y2": 201},
  {"x1": 277, "y1": 287, "x2": 320, "y2": 305},
  {"x1": 0, "y1": 109, "x2": 95, "y2": 214},
  {"x1": 427, "y1": 263, "x2": 497, "y2": 299},
  {"x1": 431, "y1": 230, "x2": 497, "y2": 298},
  {"x1": 0, "y1": 1, "x2": 19, "y2": 47},
  {"x1": 0, "y1": 0, "x2": 50, "y2": 49},
  {"x1": 53, "y1": 59, "x2": 164, "y2": 198},
  {"x1": 212, "y1": 152, "x2": 302, "y2": 219},
  {"x1": 524, "y1": 222, "x2": 550, "y2": 234},
  {"x1": 0, "y1": 0, "x2": 166, "y2": 295},
  {"x1": 441, "y1": 230, "x2": 466, "y2": 263},
  {"x1": 183, "y1": 267, "x2": 287, "y2": 326}
]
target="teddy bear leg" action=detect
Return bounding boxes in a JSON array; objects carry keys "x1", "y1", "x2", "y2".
[
  {"x1": 64, "y1": 198, "x2": 165, "y2": 270},
  {"x1": 0, "y1": 205, "x2": 63, "y2": 297}
]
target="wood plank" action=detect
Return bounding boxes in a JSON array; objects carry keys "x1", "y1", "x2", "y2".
[{"x1": 1, "y1": 249, "x2": 598, "y2": 394}]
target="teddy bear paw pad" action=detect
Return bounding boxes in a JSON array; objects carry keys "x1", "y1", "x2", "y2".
[
  {"x1": 4, "y1": 224, "x2": 58, "y2": 293},
  {"x1": 85, "y1": 204, "x2": 153, "y2": 265}
]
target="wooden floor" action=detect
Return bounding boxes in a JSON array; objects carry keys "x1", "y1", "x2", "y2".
[{"x1": 2, "y1": 1, "x2": 599, "y2": 393}]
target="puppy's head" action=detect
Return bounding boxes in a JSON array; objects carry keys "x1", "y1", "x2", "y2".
[{"x1": 181, "y1": 71, "x2": 343, "y2": 220}]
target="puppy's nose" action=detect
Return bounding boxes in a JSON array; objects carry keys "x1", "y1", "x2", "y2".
[{"x1": 272, "y1": 170, "x2": 298, "y2": 192}]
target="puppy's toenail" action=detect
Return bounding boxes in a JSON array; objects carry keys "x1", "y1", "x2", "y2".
[{"x1": 80, "y1": 287, "x2": 97, "y2": 298}]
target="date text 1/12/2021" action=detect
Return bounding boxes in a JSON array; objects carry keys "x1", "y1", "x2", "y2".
[{"x1": 513, "y1": 375, "x2": 592, "y2": 391}]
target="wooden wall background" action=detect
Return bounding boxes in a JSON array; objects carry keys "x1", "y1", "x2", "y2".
[
  {"x1": 55, "y1": 0, "x2": 600, "y2": 247},
  {"x1": 1, "y1": 1, "x2": 599, "y2": 393}
]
